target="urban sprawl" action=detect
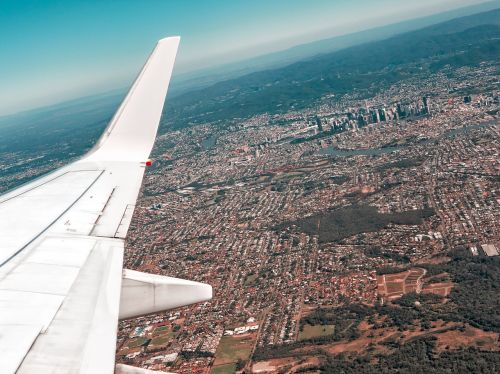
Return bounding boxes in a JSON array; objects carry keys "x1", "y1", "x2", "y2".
[{"x1": 115, "y1": 63, "x2": 499, "y2": 373}]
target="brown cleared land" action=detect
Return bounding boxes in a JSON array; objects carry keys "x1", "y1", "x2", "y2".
[
  {"x1": 422, "y1": 282, "x2": 454, "y2": 296},
  {"x1": 377, "y1": 268, "x2": 426, "y2": 300},
  {"x1": 436, "y1": 325, "x2": 499, "y2": 351}
]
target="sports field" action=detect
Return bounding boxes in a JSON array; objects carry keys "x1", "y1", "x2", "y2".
[
  {"x1": 213, "y1": 335, "x2": 253, "y2": 366},
  {"x1": 298, "y1": 324, "x2": 335, "y2": 341},
  {"x1": 211, "y1": 363, "x2": 237, "y2": 374}
]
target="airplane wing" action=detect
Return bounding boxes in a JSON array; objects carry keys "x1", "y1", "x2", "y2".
[{"x1": 0, "y1": 37, "x2": 212, "y2": 374}]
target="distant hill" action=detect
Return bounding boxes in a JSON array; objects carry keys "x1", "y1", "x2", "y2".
[
  {"x1": 0, "y1": 91, "x2": 122, "y2": 153},
  {"x1": 168, "y1": 0, "x2": 500, "y2": 96},
  {"x1": 163, "y1": 8, "x2": 500, "y2": 130}
]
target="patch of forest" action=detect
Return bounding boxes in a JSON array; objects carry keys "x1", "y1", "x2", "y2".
[
  {"x1": 376, "y1": 156, "x2": 426, "y2": 171},
  {"x1": 276, "y1": 205, "x2": 435, "y2": 243}
]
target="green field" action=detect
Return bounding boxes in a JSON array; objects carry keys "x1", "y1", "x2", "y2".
[
  {"x1": 127, "y1": 337, "x2": 149, "y2": 348},
  {"x1": 150, "y1": 332, "x2": 175, "y2": 346},
  {"x1": 154, "y1": 325, "x2": 169, "y2": 333},
  {"x1": 211, "y1": 363, "x2": 237, "y2": 374},
  {"x1": 214, "y1": 336, "x2": 253, "y2": 366},
  {"x1": 298, "y1": 324, "x2": 335, "y2": 341}
]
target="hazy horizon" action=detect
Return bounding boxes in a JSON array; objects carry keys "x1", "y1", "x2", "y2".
[{"x1": 0, "y1": 0, "x2": 496, "y2": 117}]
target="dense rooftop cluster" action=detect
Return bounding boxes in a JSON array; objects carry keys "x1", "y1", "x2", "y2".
[{"x1": 116, "y1": 65, "x2": 499, "y2": 372}]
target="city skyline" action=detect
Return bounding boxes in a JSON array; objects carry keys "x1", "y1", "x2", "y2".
[{"x1": 0, "y1": 0, "x2": 494, "y2": 116}]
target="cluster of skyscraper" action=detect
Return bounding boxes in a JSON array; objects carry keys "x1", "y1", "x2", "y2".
[
  {"x1": 356, "y1": 96, "x2": 432, "y2": 127},
  {"x1": 315, "y1": 96, "x2": 433, "y2": 135}
]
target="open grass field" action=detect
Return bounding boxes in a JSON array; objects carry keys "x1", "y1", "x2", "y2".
[
  {"x1": 153, "y1": 325, "x2": 169, "y2": 334},
  {"x1": 210, "y1": 363, "x2": 237, "y2": 374},
  {"x1": 213, "y1": 335, "x2": 253, "y2": 366},
  {"x1": 127, "y1": 337, "x2": 149, "y2": 348},
  {"x1": 298, "y1": 324, "x2": 335, "y2": 341},
  {"x1": 150, "y1": 332, "x2": 175, "y2": 346}
]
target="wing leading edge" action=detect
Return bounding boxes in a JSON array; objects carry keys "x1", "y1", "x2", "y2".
[{"x1": 0, "y1": 37, "x2": 212, "y2": 374}]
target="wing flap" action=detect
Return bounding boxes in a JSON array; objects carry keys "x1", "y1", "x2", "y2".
[
  {"x1": 16, "y1": 238, "x2": 124, "y2": 374},
  {"x1": 0, "y1": 325, "x2": 42, "y2": 374}
]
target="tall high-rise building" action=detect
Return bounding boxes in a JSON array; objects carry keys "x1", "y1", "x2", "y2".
[
  {"x1": 423, "y1": 96, "x2": 431, "y2": 115},
  {"x1": 315, "y1": 116, "x2": 323, "y2": 132},
  {"x1": 357, "y1": 114, "x2": 366, "y2": 127},
  {"x1": 397, "y1": 103, "x2": 404, "y2": 118}
]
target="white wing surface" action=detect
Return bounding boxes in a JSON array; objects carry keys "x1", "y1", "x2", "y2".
[{"x1": 0, "y1": 37, "x2": 212, "y2": 374}]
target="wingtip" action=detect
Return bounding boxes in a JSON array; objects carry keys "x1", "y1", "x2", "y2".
[
  {"x1": 158, "y1": 36, "x2": 180, "y2": 45},
  {"x1": 82, "y1": 34, "x2": 180, "y2": 162}
]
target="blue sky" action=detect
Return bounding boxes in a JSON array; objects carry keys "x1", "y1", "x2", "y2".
[{"x1": 0, "y1": 0, "x2": 491, "y2": 115}]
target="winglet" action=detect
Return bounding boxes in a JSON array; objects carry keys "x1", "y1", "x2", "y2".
[{"x1": 84, "y1": 36, "x2": 180, "y2": 162}]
